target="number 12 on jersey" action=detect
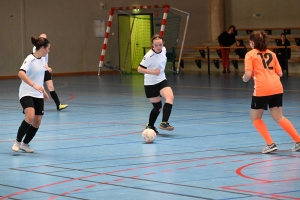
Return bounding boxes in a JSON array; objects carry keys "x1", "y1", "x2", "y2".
[{"x1": 257, "y1": 52, "x2": 273, "y2": 70}]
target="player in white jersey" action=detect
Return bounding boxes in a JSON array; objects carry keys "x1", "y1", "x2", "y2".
[
  {"x1": 33, "y1": 33, "x2": 68, "y2": 111},
  {"x1": 137, "y1": 34, "x2": 175, "y2": 134},
  {"x1": 12, "y1": 36, "x2": 50, "y2": 153}
]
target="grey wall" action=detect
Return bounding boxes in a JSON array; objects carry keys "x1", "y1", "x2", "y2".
[
  {"x1": 225, "y1": 0, "x2": 300, "y2": 29},
  {"x1": 0, "y1": 0, "x2": 299, "y2": 77}
]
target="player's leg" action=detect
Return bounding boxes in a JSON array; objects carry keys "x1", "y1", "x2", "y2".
[
  {"x1": 12, "y1": 97, "x2": 35, "y2": 152},
  {"x1": 44, "y1": 71, "x2": 68, "y2": 111},
  {"x1": 147, "y1": 96, "x2": 161, "y2": 134},
  {"x1": 144, "y1": 84, "x2": 160, "y2": 134},
  {"x1": 20, "y1": 98, "x2": 44, "y2": 153},
  {"x1": 251, "y1": 96, "x2": 277, "y2": 153},
  {"x1": 159, "y1": 86, "x2": 174, "y2": 131},
  {"x1": 269, "y1": 94, "x2": 300, "y2": 151}
]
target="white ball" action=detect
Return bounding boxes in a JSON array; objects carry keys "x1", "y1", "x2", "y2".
[{"x1": 142, "y1": 128, "x2": 156, "y2": 143}]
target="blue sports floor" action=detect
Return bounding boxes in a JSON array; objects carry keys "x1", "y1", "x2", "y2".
[{"x1": 0, "y1": 72, "x2": 300, "y2": 200}]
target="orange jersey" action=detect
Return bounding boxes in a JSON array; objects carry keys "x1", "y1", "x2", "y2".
[{"x1": 244, "y1": 49, "x2": 283, "y2": 96}]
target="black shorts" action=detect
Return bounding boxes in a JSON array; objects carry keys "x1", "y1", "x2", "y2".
[
  {"x1": 251, "y1": 93, "x2": 283, "y2": 110},
  {"x1": 144, "y1": 79, "x2": 170, "y2": 98},
  {"x1": 44, "y1": 70, "x2": 52, "y2": 82},
  {"x1": 20, "y1": 96, "x2": 44, "y2": 115}
]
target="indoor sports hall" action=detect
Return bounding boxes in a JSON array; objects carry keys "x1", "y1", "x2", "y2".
[
  {"x1": 1, "y1": 73, "x2": 300, "y2": 199},
  {"x1": 1, "y1": 0, "x2": 300, "y2": 199}
]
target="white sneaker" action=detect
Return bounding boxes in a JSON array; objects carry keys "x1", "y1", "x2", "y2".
[
  {"x1": 20, "y1": 142, "x2": 34, "y2": 153},
  {"x1": 262, "y1": 143, "x2": 277, "y2": 154},
  {"x1": 292, "y1": 142, "x2": 300, "y2": 152},
  {"x1": 12, "y1": 140, "x2": 21, "y2": 152}
]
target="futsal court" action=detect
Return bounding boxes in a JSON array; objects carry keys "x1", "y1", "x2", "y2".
[{"x1": 0, "y1": 72, "x2": 300, "y2": 200}]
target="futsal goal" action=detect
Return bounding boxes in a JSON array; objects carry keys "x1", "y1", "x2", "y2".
[{"x1": 98, "y1": 4, "x2": 189, "y2": 75}]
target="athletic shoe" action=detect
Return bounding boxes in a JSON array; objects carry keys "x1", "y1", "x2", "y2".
[
  {"x1": 12, "y1": 140, "x2": 21, "y2": 152},
  {"x1": 159, "y1": 122, "x2": 174, "y2": 131},
  {"x1": 57, "y1": 104, "x2": 68, "y2": 111},
  {"x1": 292, "y1": 142, "x2": 300, "y2": 152},
  {"x1": 20, "y1": 142, "x2": 34, "y2": 153},
  {"x1": 262, "y1": 143, "x2": 277, "y2": 154},
  {"x1": 146, "y1": 124, "x2": 159, "y2": 134}
]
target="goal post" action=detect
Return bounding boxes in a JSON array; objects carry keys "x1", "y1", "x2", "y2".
[{"x1": 98, "y1": 4, "x2": 189, "y2": 75}]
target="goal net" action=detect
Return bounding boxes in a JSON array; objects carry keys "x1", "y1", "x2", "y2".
[{"x1": 98, "y1": 5, "x2": 183, "y2": 75}]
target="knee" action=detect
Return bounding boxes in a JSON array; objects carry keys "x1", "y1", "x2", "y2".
[
  {"x1": 47, "y1": 85, "x2": 55, "y2": 91},
  {"x1": 166, "y1": 95, "x2": 174, "y2": 104},
  {"x1": 31, "y1": 117, "x2": 42, "y2": 127}
]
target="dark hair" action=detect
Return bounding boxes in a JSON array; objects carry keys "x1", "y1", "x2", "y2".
[
  {"x1": 151, "y1": 34, "x2": 164, "y2": 43},
  {"x1": 228, "y1": 25, "x2": 236, "y2": 32},
  {"x1": 31, "y1": 36, "x2": 49, "y2": 50},
  {"x1": 249, "y1": 30, "x2": 268, "y2": 51}
]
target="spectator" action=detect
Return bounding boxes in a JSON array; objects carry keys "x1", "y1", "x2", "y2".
[
  {"x1": 235, "y1": 40, "x2": 247, "y2": 59},
  {"x1": 276, "y1": 33, "x2": 291, "y2": 70},
  {"x1": 218, "y1": 25, "x2": 236, "y2": 73}
]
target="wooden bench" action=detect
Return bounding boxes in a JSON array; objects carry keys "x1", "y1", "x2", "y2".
[
  {"x1": 235, "y1": 27, "x2": 300, "y2": 35},
  {"x1": 175, "y1": 57, "x2": 244, "y2": 70},
  {"x1": 175, "y1": 45, "x2": 300, "y2": 75}
]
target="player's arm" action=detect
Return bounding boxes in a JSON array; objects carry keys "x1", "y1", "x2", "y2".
[
  {"x1": 18, "y1": 70, "x2": 35, "y2": 87},
  {"x1": 137, "y1": 66, "x2": 160, "y2": 75},
  {"x1": 242, "y1": 70, "x2": 252, "y2": 82},
  {"x1": 242, "y1": 53, "x2": 253, "y2": 82},
  {"x1": 18, "y1": 70, "x2": 48, "y2": 98},
  {"x1": 45, "y1": 65, "x2": 52, "y2": 72},
  {"x1": 273, "y1": 54, "x2": 283, "y2": 77}
]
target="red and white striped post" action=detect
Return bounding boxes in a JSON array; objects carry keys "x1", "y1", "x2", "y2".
[{"x1": 98, "y1": 4, "x2": 170, "y2": 75}]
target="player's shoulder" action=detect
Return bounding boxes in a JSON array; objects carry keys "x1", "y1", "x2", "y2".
[
  {"x1": 21, "y1": 54, "x2": 36, "y2": 66},
  {"x1": 144, "y1": 49, "x2": 155, "y2": 58},
  {"x1": 245, "y1": 49, "x2": 256, "y2": 57},
  {"x1": 25, "y1": 54, "x2": 36, "y2": 62},
  {"x1": 266, "y1": 49, "x2": 276, "y2": 55}
]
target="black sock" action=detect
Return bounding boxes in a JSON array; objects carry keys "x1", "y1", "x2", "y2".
[
  {"x1": 16, "y1": 120, "x2": 31, "y2": 142},
  {"x1": 23, "y1": 126, "x2": 39, "y2": 144},
  {"x1": 149, "y1": 108, "x2": 160, "y2": 127},
  {"x1": 50, "y1": 91, "x2": 60, "y2": 108},
  {"x1": 162, "y1": 103, "x2": 173, "y2": 122}
]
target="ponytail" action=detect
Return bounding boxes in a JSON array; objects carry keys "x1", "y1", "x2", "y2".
[{"x1": 31, "y1": 36, "x2": 49, "y2": 50}]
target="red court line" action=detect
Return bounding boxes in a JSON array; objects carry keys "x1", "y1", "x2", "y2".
[
  {"x1": 0, "y1": 153, "x2": 265, "y2": 199},
  {"x1": 220, "y1": 156, "x2": 300, "y2": 199}
]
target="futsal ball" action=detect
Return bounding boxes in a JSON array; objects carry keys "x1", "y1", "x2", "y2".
[{"x1": 142, "y1": 128, "x2": 156, "y2": 143}]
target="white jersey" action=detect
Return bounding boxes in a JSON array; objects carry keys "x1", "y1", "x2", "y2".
[
  {"x1": 19, "y1": 54, "x2": 46, "y2": 99},
  {"x1": 139, "y1": 46, "x2": 167, "y2": 85},
  {"x1": 33, "y1": 46, "x2": 48, "y2": 70}
]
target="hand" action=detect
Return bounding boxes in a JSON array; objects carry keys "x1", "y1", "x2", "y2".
[
  {"x1": 153, "y1": 69, "x2": 160, "y2": 76},
  {"x1": 33, "y1": 84, "x2": 47, "y2": 95},
  {"x1": 43, "y1": 91, "x2": 50, "y2": 100},
  {"x1": 46, "y1": 66, "x2": 52, "y2": 72}
]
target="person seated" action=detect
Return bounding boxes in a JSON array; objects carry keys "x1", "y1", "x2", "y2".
[{"x1": 235, "y1": 40, "x2": 247, "y2": 59}]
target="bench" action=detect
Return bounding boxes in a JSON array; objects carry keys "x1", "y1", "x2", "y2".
[
  {"x1": 235, "y1": 27, "x2": 300, "y2": 35},
  {"x1": 175, "y1": 46, "x2": 300, "y2": 75},
  {"x1": 175, "y1": 57, "x2": 244, "y2": 70}
]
